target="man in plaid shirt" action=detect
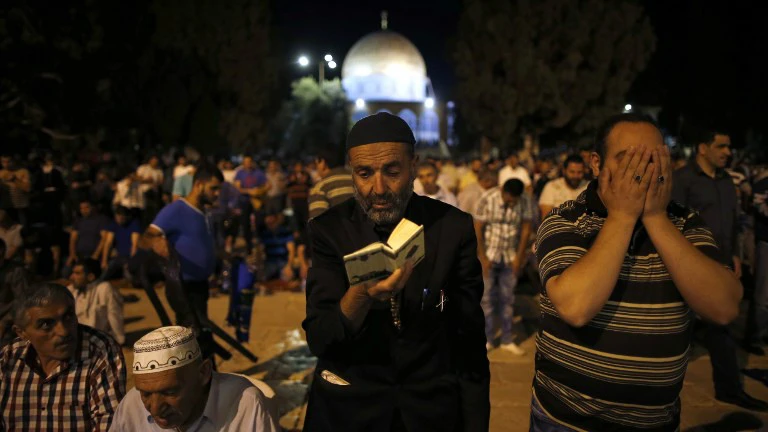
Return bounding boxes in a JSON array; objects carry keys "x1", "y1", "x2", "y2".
[
  {"x1": 0, "y1": 282, "x2": 126, "y2": 431},
  {"x1": 474, "y1": 178, "x2": 532, "y2": 355}
]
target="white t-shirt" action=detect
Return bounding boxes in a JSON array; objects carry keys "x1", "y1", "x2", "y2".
[
  {"x1": 137, "y1": 164, "x2": 164, "y2": 185},
  {"x1": 539, "y1": 178, "x2": 588, "y2": 209},
  {"x1": 498, "y1": 165, "x2": 532, "y2": 187},
  {"x1": 173, "y1": 164, "x2": 194, "y2": 179}
]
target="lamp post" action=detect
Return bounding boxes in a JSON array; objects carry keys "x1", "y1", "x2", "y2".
[{"x1": 298, "y1": 54, "x2": 336, "y2": 83}]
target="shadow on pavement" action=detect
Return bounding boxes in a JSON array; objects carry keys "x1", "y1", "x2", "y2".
[{"x1": 683, "y1": 411, "x2": 764, "y2": 431}]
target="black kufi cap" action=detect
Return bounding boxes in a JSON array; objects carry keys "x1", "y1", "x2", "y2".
[{"x1": 346, "y1": 112, "x2": 416, "y2": 151}]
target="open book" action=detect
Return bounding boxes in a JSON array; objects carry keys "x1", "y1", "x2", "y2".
[{"x1": 343, "y1": 218, "x2": 425, "y2": 286}]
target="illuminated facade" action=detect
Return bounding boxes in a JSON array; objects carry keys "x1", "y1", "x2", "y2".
[{"x1": 341, "y1": 16, "x2": 445, "y2": 146}]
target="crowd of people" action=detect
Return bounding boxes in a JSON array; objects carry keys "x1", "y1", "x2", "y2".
[{"x1": 0, "y1": 110, "x2": 767, "y2": 431}]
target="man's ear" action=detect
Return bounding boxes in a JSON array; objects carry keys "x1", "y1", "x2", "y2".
[
  {"x1": 13, "y1": 324, "x2": 25, "y2": 341},
  {"x1": 697, "y1": 142, "x2": 708, "y2": 156},
  {"x1": 589, "y1": 152, "x2": 602, "y2": 178},
  {"x1": 199, "y1": 358, "x2": 213, "y2": 386}
]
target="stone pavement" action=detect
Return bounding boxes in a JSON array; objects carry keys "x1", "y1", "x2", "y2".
[{"x1": 120, "y1": 284, "x2": 768, "y2": 431}]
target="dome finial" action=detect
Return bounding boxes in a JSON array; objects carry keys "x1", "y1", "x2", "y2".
[{"x1": 381, "y1": 10, "x2": 388, "y2": 30}]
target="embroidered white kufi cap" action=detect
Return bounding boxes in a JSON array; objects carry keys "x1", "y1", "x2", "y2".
[{"x1": 132, "y1": 326, "x2": 201, "y2": 375}]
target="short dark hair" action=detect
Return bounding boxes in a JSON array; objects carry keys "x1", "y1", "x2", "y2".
[
  {"x1": 502, "y1": 179, "x2": 525, "y2": 197},
  {"x1": 683, "y1": 122, "x2": 729, "y2": 148},
  {"x1": 316, "y1": 147, "x2": 345, "y2": 169},
  {"x1": 193, "y1": 163, "x2": 224, "y2": 184},
  {"x1": 563, "y1": 154, "x2": 585, "y2": 169},
  {"x1": 76, "y1": 258, "x2": 101, "y2": 278},
  {"x1": 13, "y1": 283, "x2": 74, "y2": 327},
  {"x1": 417, "y1": 161, "x2": 438, "y2": 174},
  {"x1": 594, "y1": 113, "x2": 660, "y2": 164},
  {"x1": 477, "y1": 168, "x2": 497, "y2": 182},
  {"x1": 114, "y1": 205, "x2": 131, "y2": 217}
]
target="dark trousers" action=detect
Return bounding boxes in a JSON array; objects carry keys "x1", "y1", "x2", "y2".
[
  {"x1": 699, "y1": 320, "x2": 742, "y2": 396},
  {"x1": 169, "y1": 279, "x2": 209, "y2": 327},
  {"x1": 239, "y1": 201, "x2": 256, "y2": 253},
  {"x1": 167, "y1": 279, "x2": 214, "y2": 360}
]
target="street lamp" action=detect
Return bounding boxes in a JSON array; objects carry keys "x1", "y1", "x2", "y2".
[
  {"x1": 298, "y1": 53, "x2": 336, "y2": 82},
  {"x1": 355, "y1": 98, "x2": 366, "y2": 109},
  {"x1": 624, "y1": 103, "x2": 633, "y2": 112}
]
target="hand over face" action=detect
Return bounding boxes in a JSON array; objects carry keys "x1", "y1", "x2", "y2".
[
  {"x1": 642, "y1": 146, "x2": 673, "y2": 219},
  {"x1": 599, "y1": 146, "x2": 654, "y2": 222}
]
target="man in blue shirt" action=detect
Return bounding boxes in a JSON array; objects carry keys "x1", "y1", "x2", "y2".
[
  {"x1": 139, "y1": 165, "x2": 222, "y2": 330},
  {"x1": 234, "y1": 156, "x2": 269, "y2": 253},
  {"x1": 102, "y1": 206, "x2": 141, "y2": 281}
]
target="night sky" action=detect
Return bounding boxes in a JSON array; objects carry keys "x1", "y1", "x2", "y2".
[{"x1": 273, "y1": 0, "x2": 764, "y2": 143}]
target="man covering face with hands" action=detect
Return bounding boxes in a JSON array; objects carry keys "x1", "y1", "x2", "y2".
[{"x1": 530, "y1": 113, "x2": 742, "y2": 432}]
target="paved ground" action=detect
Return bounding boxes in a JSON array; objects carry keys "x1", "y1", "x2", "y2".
[{"x1": 119, "y1": 284, "x2": 768, "y2": 431}]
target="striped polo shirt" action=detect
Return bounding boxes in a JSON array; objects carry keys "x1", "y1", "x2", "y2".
[
  {"x1": 533, "y1": 181, "x2": 721, "y2": 432},
  {"x1": 308, "y1": 167, "x2": 354, "y2": 219}
]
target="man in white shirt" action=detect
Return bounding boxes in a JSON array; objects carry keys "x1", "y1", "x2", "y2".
[
  {"x1": 458, "y1": 168, "x2": 498, "y2": 215},
  {"x1": 498, "y1": 153, "x2": 532, "y2": 188},
  {"x1": 416, "y1": 162, "x2": 458, "y2": 207},
  {"x1": 173, "y1": 154, "x2": 194, "y2": 179},
  {"x1": 68, "y1": 258, "x2": 125, "y2": 345},
  {"x1": 137, "y1": 156, "x2": 164, "y2": 188},
  {"x1": 538, "y1": 154, "x2": 588, "y2": 217},
  {"x1": 110, "y1": 326, "x2": 279, "y2": 432}
]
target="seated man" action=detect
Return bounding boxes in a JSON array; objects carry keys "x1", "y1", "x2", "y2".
[
  {"x1": 66, "y1": 200, "x2": 111, "y2": 271},
  {"x1": 0, "y1": 238, "x2": 29, "y2": 347},
  {"x1": 258, "y1": 209, "x2": 297, "y2": 284},
  {"x1": 111, "y1": 326, "x2": 279, "y2": 431},
  {"x1": 68, "y1": 258, "x2": 125, "y2": 345},
  {"x1": 0, "y1": 282, "x2": 126, "y2": 431}
]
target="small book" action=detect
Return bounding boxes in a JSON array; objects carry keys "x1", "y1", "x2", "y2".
[{"x1": 343, "y1": 218, "x2": 425, "y2": 286}]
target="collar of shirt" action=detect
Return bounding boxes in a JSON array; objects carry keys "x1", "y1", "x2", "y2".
[
  {"x1": 690, "y1": 159, "x2": 728, "y2": 179},
  {"x1": 146, "y1": 372, "x2": 220, "y2": 430},
  {"x1": 20, "y1": 326, "x2": 90, "y2": 380}
]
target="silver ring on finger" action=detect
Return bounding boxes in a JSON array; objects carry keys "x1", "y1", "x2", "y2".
[
  {"x1": 634, "y1": 174, "x2": 642, "y2": 183},
  {"x1": 658, "y1": 175, "x2": 665, "y2": 184}
]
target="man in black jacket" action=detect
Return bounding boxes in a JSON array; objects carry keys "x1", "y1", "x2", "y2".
[{"x1": 302, "y1": 113, "x2": 490, "y2": 431}]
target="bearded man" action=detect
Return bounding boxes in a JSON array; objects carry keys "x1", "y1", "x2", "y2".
[{"x1": 302, "y1": 112, "x2": 489, "y2": 432}]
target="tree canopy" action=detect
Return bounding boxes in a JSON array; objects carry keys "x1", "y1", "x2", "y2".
[
  {"x1": 269, "y1": 77, "x2": 348, "y2": 157},
  {"x1": 454, "y1": 0, "x2": 655, "y2": 149},
  {"x1": 0, "y1": 0, "x2": 277, "y2": 154}
]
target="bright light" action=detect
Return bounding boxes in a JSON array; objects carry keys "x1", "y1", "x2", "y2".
[
  {"x1": 355, "y1": 66, "x2": 372, "y2": 76},
  {"x1": 328, "y1": 60, "x2": 337, "y2": 69},
  {"x1": 624, "y1": 103, "x2": 632, "y2": 112},
  {"x1": 355, "y1": 98, "x2": 365, "y2": 109},
  {"x1": 425, "y1": 97, "x2": 435, "y2": 109},
  {"x1": 324, "y1": 54, "x2": 333, "y2": 62},
  {"x1": 298, "y1": 56, "x2": 309, "y2": 67}
]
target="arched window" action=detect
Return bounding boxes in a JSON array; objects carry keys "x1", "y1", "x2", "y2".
[
  {"x1": 418, "y1": 110, "x2": 439, "y2": 143},
  {"x1": 398, "y1": 109, "x2": 418, "y2": 133}
]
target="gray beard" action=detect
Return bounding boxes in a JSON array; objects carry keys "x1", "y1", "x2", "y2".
[{"x1": 353, "y1": 177, "x2": 414, "y2": 225}]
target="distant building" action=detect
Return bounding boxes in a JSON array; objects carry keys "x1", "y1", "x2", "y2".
[{"x1": 341, "y1": 12, "x2": 453, "y2": 147}]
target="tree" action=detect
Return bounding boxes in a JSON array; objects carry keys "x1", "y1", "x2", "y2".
[
  {"x1": 453, "y1": 0, "x2": 655, "y2": 150},
  {"x1": 146, "y1": 0, "x2": 277, "y2": 153},
  {"x1": 269, "y1": 77, "x2": 348, "y2": 157},
  {"x1": 0, "y1": 0, "x2": 151, "y2": 153}
]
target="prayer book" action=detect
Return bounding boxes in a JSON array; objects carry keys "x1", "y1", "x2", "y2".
[{"x1": 343, "y1": 218, "x2": 425, "y2": 286}]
